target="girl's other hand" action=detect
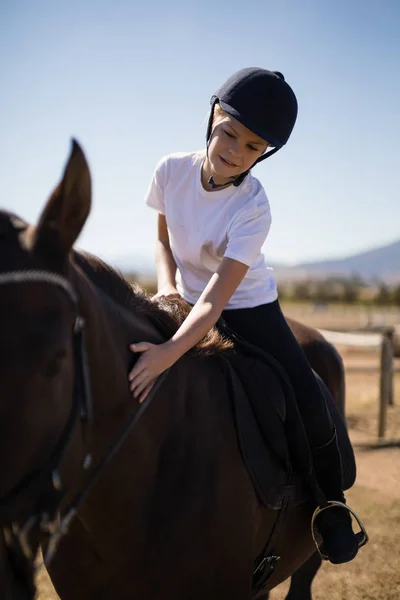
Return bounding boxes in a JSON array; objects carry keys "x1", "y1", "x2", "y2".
[{"x1": 151, "y1": 285, "x2": 181, "y2": 302}]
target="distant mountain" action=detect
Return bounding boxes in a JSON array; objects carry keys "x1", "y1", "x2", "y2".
[
  {"x1": 275, "y1": 239, "x2": 400, "y2": 283},
  {"x1": 110, "y1": 239, "x2": 400, "y2": 284}
]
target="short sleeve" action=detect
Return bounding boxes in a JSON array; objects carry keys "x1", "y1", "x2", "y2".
[
  {"x1": 225, "y1": 191, "x2": 272, "y2": 267},
  {"x1": 144, "y1": 157, "x2": 168, "y2": 214}
]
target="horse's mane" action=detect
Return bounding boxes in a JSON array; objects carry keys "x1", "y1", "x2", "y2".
[{"x1": 72, "y1": 251, "x2": 232, "y2": 355}]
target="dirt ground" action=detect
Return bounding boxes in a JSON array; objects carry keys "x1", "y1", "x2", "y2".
[
  {"x1": 35, "y1": 314, "x2": 400, "y2": 600},
  {"x1": 271, "y1": 307, "x2": 400, "y2": 600},
  {"x1": 270, "y1": 370, "x2": 400, "y2": 600}
]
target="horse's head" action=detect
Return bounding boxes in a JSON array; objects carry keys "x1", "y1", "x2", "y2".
[{"x1": 0, "y1": 141, "x2": 92, "y2": 598}]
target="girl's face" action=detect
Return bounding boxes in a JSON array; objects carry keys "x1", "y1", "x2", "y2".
[{"x1": 205, "y1": 114, "x2": 269, "y2": 185}]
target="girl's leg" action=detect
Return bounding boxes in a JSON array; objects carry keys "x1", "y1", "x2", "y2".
[
  {"x1": 222, "y1": 300, "x2": 363, "y2": 564},
  {"x1": 223, "y1": 300, "x2": 333, "y2": 448}
]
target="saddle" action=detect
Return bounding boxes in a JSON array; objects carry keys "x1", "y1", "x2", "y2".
[{"x1": 218, "y1": 324, "x2": 356, "y2": 511}]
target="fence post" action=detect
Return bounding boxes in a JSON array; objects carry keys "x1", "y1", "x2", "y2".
[
  {"x1": 386, "y1": 327, "x2": 395, "y2": 406},
  {"x1": 378, "y1": 327, "x2": 394, "y2": 438}
]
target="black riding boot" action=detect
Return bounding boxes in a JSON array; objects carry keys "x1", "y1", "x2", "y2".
[{"x1": 311, "y1": 431, "x2": 366, "y2": 564}]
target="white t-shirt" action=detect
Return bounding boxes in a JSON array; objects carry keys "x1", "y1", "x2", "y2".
[{"x1": 145, "y1": 151, "x2": 278, "y2": 309}]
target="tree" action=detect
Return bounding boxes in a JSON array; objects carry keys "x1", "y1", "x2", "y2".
[
  {"x1": 292, "y1": 281, "x2": 312, "y2": 302},
  {"x1": 391, "y1": 283, "x2": 400, "y2": 306},
  {"x1": 342, "y1": 279, "x2": 361, "y2": 303},
  {"x1": 374, "y1": 282, "x2": 391, "y2": 305}
]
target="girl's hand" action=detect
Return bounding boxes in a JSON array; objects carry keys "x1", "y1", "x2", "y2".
[
  {"x1": 128, "y1": 342, "x2": 177, "y2": 403},
  {"x1": 151, "y1": 285, "x2": 181, "y2": 302}
]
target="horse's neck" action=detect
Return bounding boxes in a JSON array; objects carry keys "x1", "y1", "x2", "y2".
[
  {"x1": 95, "y1": 288, "x2": 164, "y2": 350},
  {"x1": 75, "y1": 273, "x2": 164, "y2": 425}
]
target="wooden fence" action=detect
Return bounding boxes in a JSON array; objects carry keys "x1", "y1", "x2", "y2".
[{"x1": 317, "y1": 327, "x2": 395, "y2": 439}]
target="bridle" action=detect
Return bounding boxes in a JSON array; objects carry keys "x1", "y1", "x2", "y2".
[
  {"x1": 0, "y1": 270, "x2": 92, "y2": 568},
  {"x1": 0, "y1": 270, "x2": 167, "y2": 571}
]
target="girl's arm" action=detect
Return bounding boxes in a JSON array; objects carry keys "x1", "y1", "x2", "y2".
[
  {"x1": 166, "y1": 256, "x2": 248, "y2": 359},
  {"x1": 129, "y1": 256, "x2": 248, "y2": 401},
  {"x1": 153, "y1": 213, "x2": 179, "y2": 298}
]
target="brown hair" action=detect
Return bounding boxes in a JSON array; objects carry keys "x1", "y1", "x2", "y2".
[{"x1": 212, "y1": 102, "x2": 228, "y2": 125}]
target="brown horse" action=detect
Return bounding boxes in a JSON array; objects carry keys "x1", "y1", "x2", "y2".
[{"x1": 0, "y1": 142, "x2": 351, "y2": 600}]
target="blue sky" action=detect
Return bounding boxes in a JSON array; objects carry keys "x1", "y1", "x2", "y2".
[{"x1": 1, "y1": 0, "x2": 399, "y2": 271}]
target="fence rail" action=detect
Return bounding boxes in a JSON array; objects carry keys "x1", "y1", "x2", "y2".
[
  {"x1": 317, "y1": 329, "x2": 383, "y2": 348},
  {"x1": 317, "y1": 327, "x2": 395, "y2": 439}
]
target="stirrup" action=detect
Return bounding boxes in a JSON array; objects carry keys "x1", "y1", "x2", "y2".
[{"x1": 311, "y1": 500, "x2": 369, "y2": 561}]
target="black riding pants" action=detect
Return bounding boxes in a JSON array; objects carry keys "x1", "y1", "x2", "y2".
[{"x1": 221, "y1": 299, "x2": 335, "y2": 449}]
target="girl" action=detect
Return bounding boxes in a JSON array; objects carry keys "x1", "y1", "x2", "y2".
[{"x1": 128, "y1": 67, "x2": 365, "y2": 565}]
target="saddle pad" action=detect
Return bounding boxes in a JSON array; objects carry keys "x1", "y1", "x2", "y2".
[
  {"x1": 224, "y1": 357, "x2": 308, "y2": 510},
  {"x1": 223, "y1": 347, "x2": 356, "y2": 510}
]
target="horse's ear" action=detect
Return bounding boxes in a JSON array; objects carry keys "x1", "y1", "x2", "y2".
[{"x1": 34, "y1": 139, "x2": 92, "y2": 260}]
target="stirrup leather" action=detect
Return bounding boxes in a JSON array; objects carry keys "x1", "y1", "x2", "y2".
[{"x1": 311, "y1": 500, "x2": 369, "y2": 561}]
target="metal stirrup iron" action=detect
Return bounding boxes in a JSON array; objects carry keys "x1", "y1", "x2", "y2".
[{"x1": 311, "y1": 500, "x2": 369, "y2": 560}]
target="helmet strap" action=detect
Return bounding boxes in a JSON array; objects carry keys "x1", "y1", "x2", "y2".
[
  {"x1": 232, "y1": 146, "x2": 280, "y2": 186},
  {"x1": 254, "y1": 146, "x2": 280, "y2": 164},
  {"x1": 205, "y1": 99, "x2": 235, "y2": 190},
  {"x1": 206, "y1": 98, "x2": 218, "y2": 150},
  {"x1": 208, "y1": 176, "x2": 235, "y2": 189}
]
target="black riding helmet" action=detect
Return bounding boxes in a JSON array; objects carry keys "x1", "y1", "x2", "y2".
[{"x1": 206, "y1": 67, "x2": 298, "y2": 186}]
